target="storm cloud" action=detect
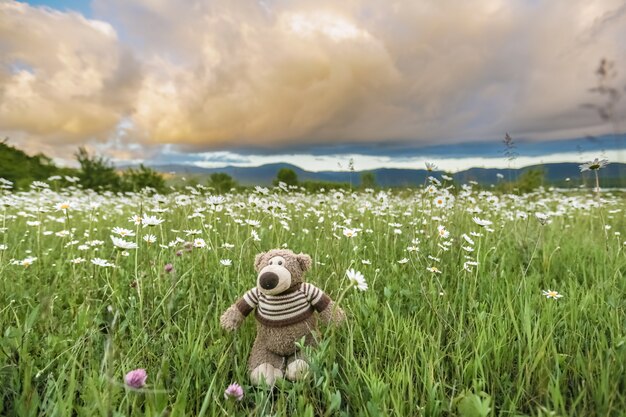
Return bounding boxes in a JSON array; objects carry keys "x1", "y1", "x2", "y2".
[{"x1": 1, "y1": 0, "x2": 625, "y2": 161}]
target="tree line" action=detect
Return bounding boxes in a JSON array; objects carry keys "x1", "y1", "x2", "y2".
[
  {"x1": 202, "y1": 167, "x2": 377, "y2": 193},
  {"x1": 1, "y1": 139, "x2": 558, "y2": 194},
  {"x1": 0, "y1": 140, "x2": 166, "y2": 192},
  {"x1": 0, "y1": 140, "x2": 374, "y2": 194}
]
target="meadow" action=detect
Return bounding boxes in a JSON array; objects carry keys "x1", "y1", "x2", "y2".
[{"x1": 0, "y1": 178, "x2": 624, "y2": 416}]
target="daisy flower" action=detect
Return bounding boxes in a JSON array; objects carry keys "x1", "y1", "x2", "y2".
[
  {"x1": 175, "y1": 195, "x2": 192, "y2": 206},
  {"x1": 193, "y1": 238, "x2": 207, "y2": 249},
  {"x1": 462, "y1": 234, "x2": 475, "y2": 245},
  {"x1": 427, "y1": 266, "x2": 442, "y2": 274},
  {"x1": 143, "y1": 234, "x2": 157, "y2": 244},
  {"x1": 472, "y1": 217, "x2": 493, "y2": 227},
  {"x1": 31, "y1": 181, "x2": 49, "y2": 189},
  {"x1": 208, "y1": 195, "x2": 226, "y2": 206},
  {"x1": 535, "y1": 212, "x2": 550, "y2": 225},
  {"x1": 112, "y1": 227, "x2": 135, "y2": 237},
  {"x1": 579, "y1": 158, "x2": 609, "y2": 172},
  {"x1": 397, "y1": 258, "x2": 409, "y2": 264},
  {"x1": 254, "y1": 186, "x2": 269, "y2": 195},
  {"x1": 542, "y1": 289, "x2": 563, "y2": 300},
  {"x1": 91, "y1": 258, "x2": 115, "y2": 268},
  {"x1": 141, "y1": 215, "x2": 164, "y2": 227},
  {"x1": 220, "y1": 259, "x2": 232, "y2": 266},
  {"x1": 246, "y1": 219, "x2": 261, "y2": 227},
  {"x1": 111, "y1": 236, "x2": 138, "y2": 250},
  {"x1": 428, "y1": 176, "x2": 442, "y2": 186},
  {"x1": 343, "y1": 228, "x2": 359, "y2": 238},
  {"x1": 425, "y1": 162, "x2": 437, "y2": 172},
  {"x1": 13, "y1": 256, "x2": 37, "y2": 267},
  {"x1": 0, "y1": 178, "x2": 14, "y2": 189},
  {"x1": 437, "y1": 225, "x2": 450, "y2": 239},
  {"x1": 55, "y1": 201, "x2": 72, "y2": 212},
  {"x1": 424, "y1": 185, "x2": 437, "y2": 194},
  {"x1": 346, "y1": 269, "x2": 368, "y2": 291},
  {"x1": 433, "y1": 196, "x2": 446, "y2": 208},
  {"x1": 463, "y1": 261, "x2": 478, "y2": 272}
]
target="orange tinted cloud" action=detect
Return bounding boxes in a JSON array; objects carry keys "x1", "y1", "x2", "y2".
[
  {"x1": 1, "y1": 0, "x2": 625, "y2": 160},
  {"x1": 0, "y1": 2, "x2": 139, "y2": 144}
]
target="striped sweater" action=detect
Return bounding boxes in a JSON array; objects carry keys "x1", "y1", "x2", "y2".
[{"x1": 236, "y1": 283, "x2": 331, "y2": 327}]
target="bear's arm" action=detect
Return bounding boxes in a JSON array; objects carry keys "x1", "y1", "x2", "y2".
[
  {"x1": 219, "y1": 287, "x2": 258, "y2": 331},
  {"x1": 302, "y1": 283, "x2": 346, "y2": 326}
]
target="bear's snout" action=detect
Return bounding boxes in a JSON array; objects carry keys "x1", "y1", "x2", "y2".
[
  {"x1": 257, "y1": 256, "x2": 292, "y2": 295},
  {"x1": 259, "y1": 271, "x2": 279, "y2": 290}
]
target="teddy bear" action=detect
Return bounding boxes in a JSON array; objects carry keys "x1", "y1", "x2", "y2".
[{"x1": 220, "y1": 249, "x2": 346, "y2": 386}]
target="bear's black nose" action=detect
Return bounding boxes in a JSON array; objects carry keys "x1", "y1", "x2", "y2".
[{"x1": 259, "y1": 271, "x2": 279, "y2": 290}]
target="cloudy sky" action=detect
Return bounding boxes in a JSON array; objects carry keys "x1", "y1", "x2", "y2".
[{"x1": 1, "y1": 0, "x2": 625, "y2": 172}]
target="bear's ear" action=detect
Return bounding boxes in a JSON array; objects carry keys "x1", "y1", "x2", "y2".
[
  {"x1": 296, "y1": 253, "x2": 312, "y2": 272},
  {"x1": 254, "y1": 252, "x2": 266, "y2": 271}
]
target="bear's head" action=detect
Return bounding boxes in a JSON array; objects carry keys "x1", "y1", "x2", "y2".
[{"x1": 254, "y1": 249, "x2": 312, "y2": 295}]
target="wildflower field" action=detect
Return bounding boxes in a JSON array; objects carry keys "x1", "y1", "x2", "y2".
[{"x1": 0, "y1": 180, "x2": 625, "y2": 416}]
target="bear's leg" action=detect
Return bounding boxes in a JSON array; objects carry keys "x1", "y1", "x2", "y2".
[
  {"x1": 285, "y1": 353, "x2": 310, "y2": 381},
  {"x1": 248, "y1": 343, "x2": 284, "y2": 387}
]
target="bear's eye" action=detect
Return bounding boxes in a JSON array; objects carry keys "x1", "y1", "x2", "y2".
[
  {"x1": 278, "y1": 261, "x2": 283, "y2": 265},
  {"x1": 269, "y1": 261, "x2": 273, "y2": 265}
]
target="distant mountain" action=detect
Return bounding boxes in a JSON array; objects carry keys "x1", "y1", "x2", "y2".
[
  {"x1": 454, "y1": 163, "x2": 625, "y2": 184},
  {"x1": 155, "y1": 163, "x2": 310, "y2": 183},
  {"x1": 143, "y1": 162, "x2": 626, "y2": 187}
]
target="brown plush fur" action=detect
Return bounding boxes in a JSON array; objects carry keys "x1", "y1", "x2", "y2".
[
  {"x1": 219, "y1": 304, "x2": 244, "y2": 331},
  {"x1": 220, "y1": 249, "x2": 345, "y2": 386}
]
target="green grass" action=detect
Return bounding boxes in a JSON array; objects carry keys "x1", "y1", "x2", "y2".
[{"x1": 0, "y1": 185, "x2": 624, "y2": 416}]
